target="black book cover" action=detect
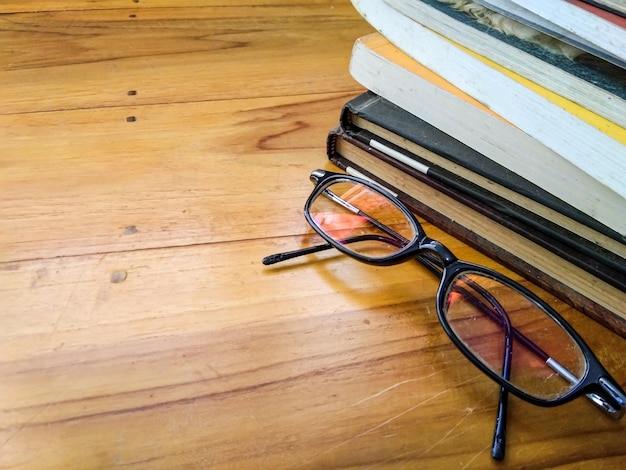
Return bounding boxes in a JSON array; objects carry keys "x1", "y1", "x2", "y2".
[{"x1": 340, "y1": 91, "x2": 626, "y2": 245}]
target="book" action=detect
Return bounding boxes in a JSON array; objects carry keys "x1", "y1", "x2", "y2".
[
  {"x1": 579, "y1": 0, "x2": 626, "y2": 17},
  {"x1": 470, "y1": 0, "x2": 626, "y2": 68},
  {"x1": 352, "y1": 2, "x2": 626, "y2": 183},
  {"x1": 340, "y1": 124, "x2": 626, "y2": 292},
  {"x1": 326, "y1": 125, "x2": 626, "y2": 338},
  {"x1": 340, "y1": 92, "x2": 626, "y2": 255},
  {"x1": 374, "y1": 0, "x2": 626, "y2": 128},
  {"x1": 567, "y1": 0, "x2": 626, "y2": 24},
  {"x1": 348, "y1": 30, "x2": 626, "y2": 237},
  {"x1": 491, "y1": 0, "x2": 626, "y2": 28}
]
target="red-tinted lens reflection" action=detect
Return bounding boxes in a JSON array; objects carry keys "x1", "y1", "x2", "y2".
[
  {"x1": 444, "y1": 272, "x2": 586, "y2": 400},
  {"x1": 309, "y1": 181, "x2": 415, "y2": 259}
]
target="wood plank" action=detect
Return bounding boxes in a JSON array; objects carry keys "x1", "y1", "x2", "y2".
[
  {"x1": 1, "y1": 0, "x2": 349, "y2": 14},
  {"x1": 2, "y1": 2, "x2": 625, "y2": 468},
  {"x1": 0, "y1": 5, "x2": 372, "y2": 114},
  {"x1": 2, "y1": 238, "x2": 625, "y2": 468},
  {"x1": 0, "y1": 92, "x2": 365, "y2": 263}
]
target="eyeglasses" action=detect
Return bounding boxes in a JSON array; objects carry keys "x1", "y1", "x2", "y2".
[{"x1": 263, "y1": 169, "x2": 626, "y2": 460}]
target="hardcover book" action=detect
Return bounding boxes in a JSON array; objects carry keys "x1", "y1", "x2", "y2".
[
  {"x1": 340, "y1": 92, "x2": 626, "y2": 249},
  {"x1": 327, "y1": 124, "x2": 626, "y2": 338}
]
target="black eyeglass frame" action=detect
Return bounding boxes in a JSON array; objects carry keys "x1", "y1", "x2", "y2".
[{"x1": 302, "y1": 169, "x2": 625, "y2": 415}]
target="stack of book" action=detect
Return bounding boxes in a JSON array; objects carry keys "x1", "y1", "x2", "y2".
[{"x1": 327, "y1": 0, "x2": 626, "y2": 336}]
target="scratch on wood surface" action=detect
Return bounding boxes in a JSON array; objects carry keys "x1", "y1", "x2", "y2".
[
  {"x1": 406, "y1": 375, "x2": 496, "y2": 465},
  {"x1": 370, "y1": 374, "x2": 491, "y2": 466},
  {"x1": 373, "y1": 402, "x2": 487, "y2": 468},
  {"x1": 0, "y1": 403, "x2": 52, "y2": 450},
  {"x1": 461, "y1": 443, "x2": 491, "y2": 469},
  {"x1": 303, "y1": 389, "x2": 449, "y2": 466},
  {"x1": 414, "y1": 405, "x2": 475, "y2": 459},
  {"x1": 351, "y1": 374, "x2": 438, "y2": 407}
]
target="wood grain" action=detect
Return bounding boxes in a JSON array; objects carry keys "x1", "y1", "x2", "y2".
[
  {"x1": 0, "y1": 93, "x2": 361, "y2": 262},
  {"x1": 1, "y1": 2, "x2": 625, "y2": 469},
  {"x1": 1, "y1": 5, "x2": 366, "y2": 114}
]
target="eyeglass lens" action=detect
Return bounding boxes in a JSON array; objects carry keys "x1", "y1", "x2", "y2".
[
  {"x1": 444, "y1": 272, "x2": 587, "y2": 399},
  {"x1": 309, "y1": 181, "x2": 415, "y2": 258}
]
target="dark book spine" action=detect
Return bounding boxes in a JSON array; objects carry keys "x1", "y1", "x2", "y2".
[
  {"x1": 349, "y1": 127, "x2": 626, "y2": 276},
  {"x1": 337, "y1": 128, "x2": 626, "y2": 290},
  {"x1": 342, "y1": 91, "x2": 626, "y2": 244}
]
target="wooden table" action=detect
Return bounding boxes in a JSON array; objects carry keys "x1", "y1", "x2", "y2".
[{"x1": 1, "y1": 2, "x2": 624, "y2": 468}]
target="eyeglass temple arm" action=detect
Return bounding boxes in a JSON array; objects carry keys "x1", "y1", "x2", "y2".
[
  {"x1": 262, "y1": 235, "x2": 405, "y2": 266},
  {"x1": 444, "y1": 260, "x2": 514, "y2": 461},
  {"x1": 471, "y1": 285, "x2": 513, "y2": 461},
  {"x1": 263, "y1": 243, "x2": 334, "y2": 265},
  {"x1": 492, "y1": 387, "x2": 509, "y2": 460}
]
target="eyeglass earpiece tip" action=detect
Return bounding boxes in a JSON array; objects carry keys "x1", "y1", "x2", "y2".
[
  {"x1": 491, "y1": 440, "x2": 505, "y2": 460},
  {"x1": 262, "y1": 254, "x2": 280, "y2": 265}
]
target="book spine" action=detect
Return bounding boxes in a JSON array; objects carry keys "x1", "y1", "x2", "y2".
[
  {"x1": 342, "y1": 91, "x2": 626, "y2": 244},
  {"x1": 342, "y1": 128, "x2": 626, "y2": 289},
  {"x1": 353, "y1": 129, "x2": 626, "y2": 278}
]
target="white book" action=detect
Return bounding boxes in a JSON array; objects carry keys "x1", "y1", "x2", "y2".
[
  {"x1": 379, "y1": 0, "x2": 626, "y2": 129},
  {"x1": 473, "y1": 0, "x2": 626, "y2": 68},
  {"x1": 350, "y1": 0, "x2": 626, "y2": 237},
  {"x1": 591, "y1": 0, "x2": 626, "y2": 16}
]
